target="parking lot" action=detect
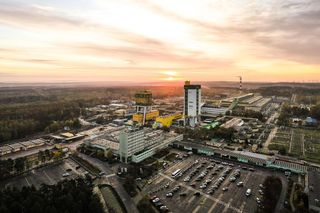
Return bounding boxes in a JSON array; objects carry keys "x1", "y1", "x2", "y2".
[
  {"x1": 144, "y1": 152, "x2": 290, "y2": 213},
  {"x1": 0, "y1": 158, "x2": 88, "y2": 189}
]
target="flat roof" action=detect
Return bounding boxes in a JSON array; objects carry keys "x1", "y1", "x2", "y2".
[
  {"x1": 174, "y1": 141, "x2": 273, "y2": 164},
  {"x1": 9, "y1": 143, "x2": 25, "y2": 149},
  {"x1": 20, "y1": 141, "x2": 36, "y2": 146},
  {"x1": 60, "y1": 132, "x2": 75, "y2": 138},
  {"x1": 0, "y1": 145, "x2": 12, "y2": 152},
  {"x1": 233, "y1": 150, "x2": 270, "y2": 161},
  {"x1": 90, "y1": 138, "x2": 119, "y2": 150}
]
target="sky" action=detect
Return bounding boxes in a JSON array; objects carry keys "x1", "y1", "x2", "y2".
[{"x1": 0, "y1": 0, "x2": 319, "y2": 83}]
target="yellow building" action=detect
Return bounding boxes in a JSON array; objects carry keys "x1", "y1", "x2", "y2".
[
  {"x1": 155, "y1": 113, "x2": 182, "y2": 127},
  {"x1": 133, "y1": 110, "x2": 159, "y2": 123},
  {"x1": 135, "y1": 91, "x2": 152, "y2": 106}
]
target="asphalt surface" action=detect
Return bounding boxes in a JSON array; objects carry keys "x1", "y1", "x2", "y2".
[
  {"x1": 0, "y1": 158, "x2": 87, "y2": 189},
  {"x1": 144, "y1": 154, "x2": 290, "y2": 213},
  {"x1": 77, "y1": 153, "x2": 139, "y2": 213}
]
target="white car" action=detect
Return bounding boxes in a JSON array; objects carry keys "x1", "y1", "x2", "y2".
[
  {"x1": 152, "y1": 198, "x2": 160, "y2": 203},
  {"x1": 62, "y1": 173, "x2": 70, "y2": 177},
  {"x1": 166, "y1": 193, "x2": 173, "y2": 197},
  {"x1": 237, "y1": 182, "x2": 244, "y2": 187},
  {"x1": 256, "y1": 197, "x2": 261, "y2": 204},
  {"x1": 246, "y1": 189, "x2": 251, "y2": 196},
  {"x1": 200, "y1": 184, "x2": 207, "y2": 189}
]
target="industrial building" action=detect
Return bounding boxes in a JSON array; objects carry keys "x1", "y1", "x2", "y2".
[
  {"x1": 119, "y1": 128, "x2": 183, "y2": 163},
  {"x1": 0, "y1": 138, "x2": 46, "y2": 156},
  {"x1": 220, "y1": 118, "x2": 244, "y2": 129},
  {"x1": 50, "y1": 132, "x2": 85, "y2": 143},
  {"x1": 184, "y1": 81, "x2": 201, "y2": 127},
  {"x1": 84, "y1": 125, "x2": 183, "y2": 163},
  {"x1": 172, "y1": 141, "x2": 308, "y2": 174},
  {"x1": 219, "y1": 93, "x2": 271, "y2": 113},
  {"x1": 84, "y1": 125, "x2": 125, "y2": 155},
  {"x1": 201, "y1": 105, "x2": 228, "y2": 117},
  {"x1": 154, "y1": 112, "x2": 182, "y2": 128},
  {"x1": 133, "y1": 91, "x2": 159, "y2": 125}
]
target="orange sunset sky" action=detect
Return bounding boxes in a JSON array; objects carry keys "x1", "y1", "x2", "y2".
[{"x1": 0, "y1": 0, "x2": 319, "y2": 83}]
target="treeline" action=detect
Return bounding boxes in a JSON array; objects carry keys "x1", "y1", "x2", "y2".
[
  {"x1": 0, "y1": 149, "x2": 64, "y2": 180},
  {"x1": 0, "y1": 101, "x2": 82, "y2": 142},
  {"x1": 278, "y1": 103, "x2": 320, "y2": 126},
  {"x1": 0, "y1": 86, "x2": 161, "y2": 143},
  {"x1": 0, "y1": 178, "x2": 103, "y2": 213},
  {"x1": 229, "y1": 109, "x2": 264, "y2": 121},
  {"x1": 257, "y1": 176, "x2": 282, "y2": 213},
  {"x1": 175, "y1": 127, "x2": 235, "y2": 141},
  {"x1": 255, "y1": 86, "x2": 320, "y2": 97}
]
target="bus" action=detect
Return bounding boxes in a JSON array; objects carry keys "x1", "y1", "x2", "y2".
[{"x1": 171, "y1": 169, "x2": 181, "y2": 178}]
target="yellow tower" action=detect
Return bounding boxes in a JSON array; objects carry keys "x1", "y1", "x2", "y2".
[{"x1": 133, "y1": 91, "x2": 158, "y2": 125}]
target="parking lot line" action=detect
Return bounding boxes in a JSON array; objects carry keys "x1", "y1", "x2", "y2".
[
  {"x1": 243, "y1": 172, "x2": 252, "y2": 185},
  {"x1": 208, "y1": 192, "x2": 224, "y2": 212},
  {"x1": 188, "y1": 194, "x2": 196, "y2": 203},
  {"x1": 239, "y1": 201, "x2": 246, "y2": 213},
  {"x1": 43, "y1": 170, "x2": 54, "y2": 184},
  {"x1": 222, "y1": 199, "x2": 233, "y2": 213},
  {"x1": 25, "y1": 177, "x2": 31, "y2": 186},
  {"x1": 192, "y1": 205, "x2": 201, "y2": 213},
  {"x1": 159, "y1": 173, "x2": 241, "y2": 213},
  {"x1": 208, "y1": 201, "x2": 217, "y2": 213}
]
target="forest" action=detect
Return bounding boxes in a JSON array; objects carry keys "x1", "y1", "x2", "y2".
[
  {"x1": 0, "y1": 178, "x2": 103, "y2": 213},
  {"x1": 257, "y1": 176, "x2": 282, "y2": 213},
  {"x1": 0, "y1": 87, "x2": 119, "y2": 143},
  {"x1": 0, "y1": 86, "x2": 186, "y2": 143},
  {"x1": 278, "y1": 103, "x2": 320, "y2": 126},
  {"x1": 175, "y1": 126, "x2": 235, "y2": 141}
]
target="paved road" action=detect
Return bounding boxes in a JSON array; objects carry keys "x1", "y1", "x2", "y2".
[
  {"x1": 76, "y1": 153, "x2": 139, "y2": 213},
  {"x1": 275, "y1": 175, "x2": 289, "y2": 213},
  {"x1": 262, "y1": 127, "x2": 278, "y2": 152}
]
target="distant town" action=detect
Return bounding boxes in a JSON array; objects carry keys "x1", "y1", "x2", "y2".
[{"x1": 0, "y1": 81, "x2": 319, "y2": 213}]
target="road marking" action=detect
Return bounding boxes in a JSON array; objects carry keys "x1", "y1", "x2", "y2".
[
  {"x1": 289, "y1": 129, "x2": 293, "y2": 153},
  {"x1": 188, "y1": 195, "x2": 196, "y2": 203},
  {"x1": 302, "y1": 134, "x2": 305, "y2": 157},
  {"x1": 208, "y1": 192, "x2": 224, "y2": 211},
  {"x1": 159, "y1": 173, "x2": 241, "y2": 213},
  {"x1": 192, "y1": 205, "x2": 201, "y2": 213},
  {"x1": 43, "y1": 171, "x2": 54, "y2": 184},
  {"x1": 243, "y1": 172, "x2": 251, "y2": 185},
  {"x1": 222, "y1": 199, "x2": 233, "y2": 213},
  {"x1": 239, "y1": 201, "x2": 246, "y2": 213},
  {"x1": 104, "y1": 173, "x2": 116, "y2": 178},
  {"x1": 208, "y1": 200, "x2": 217, "y2": 213},
  {"x1": 25, "y1": 177, "x2": 31, "y2": 186}
]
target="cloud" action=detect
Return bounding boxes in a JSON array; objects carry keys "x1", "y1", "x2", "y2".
[
  {"x1": 0, "y1": 0, "x2": 319, "y2": 82},
  {"x1": 133, "y1": 0, "x2": 320, "y2": 64}
]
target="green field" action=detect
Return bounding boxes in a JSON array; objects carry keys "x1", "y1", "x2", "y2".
[
  {"x1": 269, "y1": 128, "x2": 320, "y2": 163},
  {"x1": 302, "y1": 129, "x2": 320, "y2": 163},
  {"x1": 268, "y1": 129, "x2": 291, "y2": 153}
]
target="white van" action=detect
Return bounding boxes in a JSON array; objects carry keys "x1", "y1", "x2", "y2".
[{"x1": 246, "y1": 189, "x2": 251, "y2": 196}]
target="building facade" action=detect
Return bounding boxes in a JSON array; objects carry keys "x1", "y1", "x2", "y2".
[
  {"x1": 119, "y1": 128, "x2": 145, "y2": 163},
  {"x1": 184, "y1": 81, "x2": 201, "y2": 127}
]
